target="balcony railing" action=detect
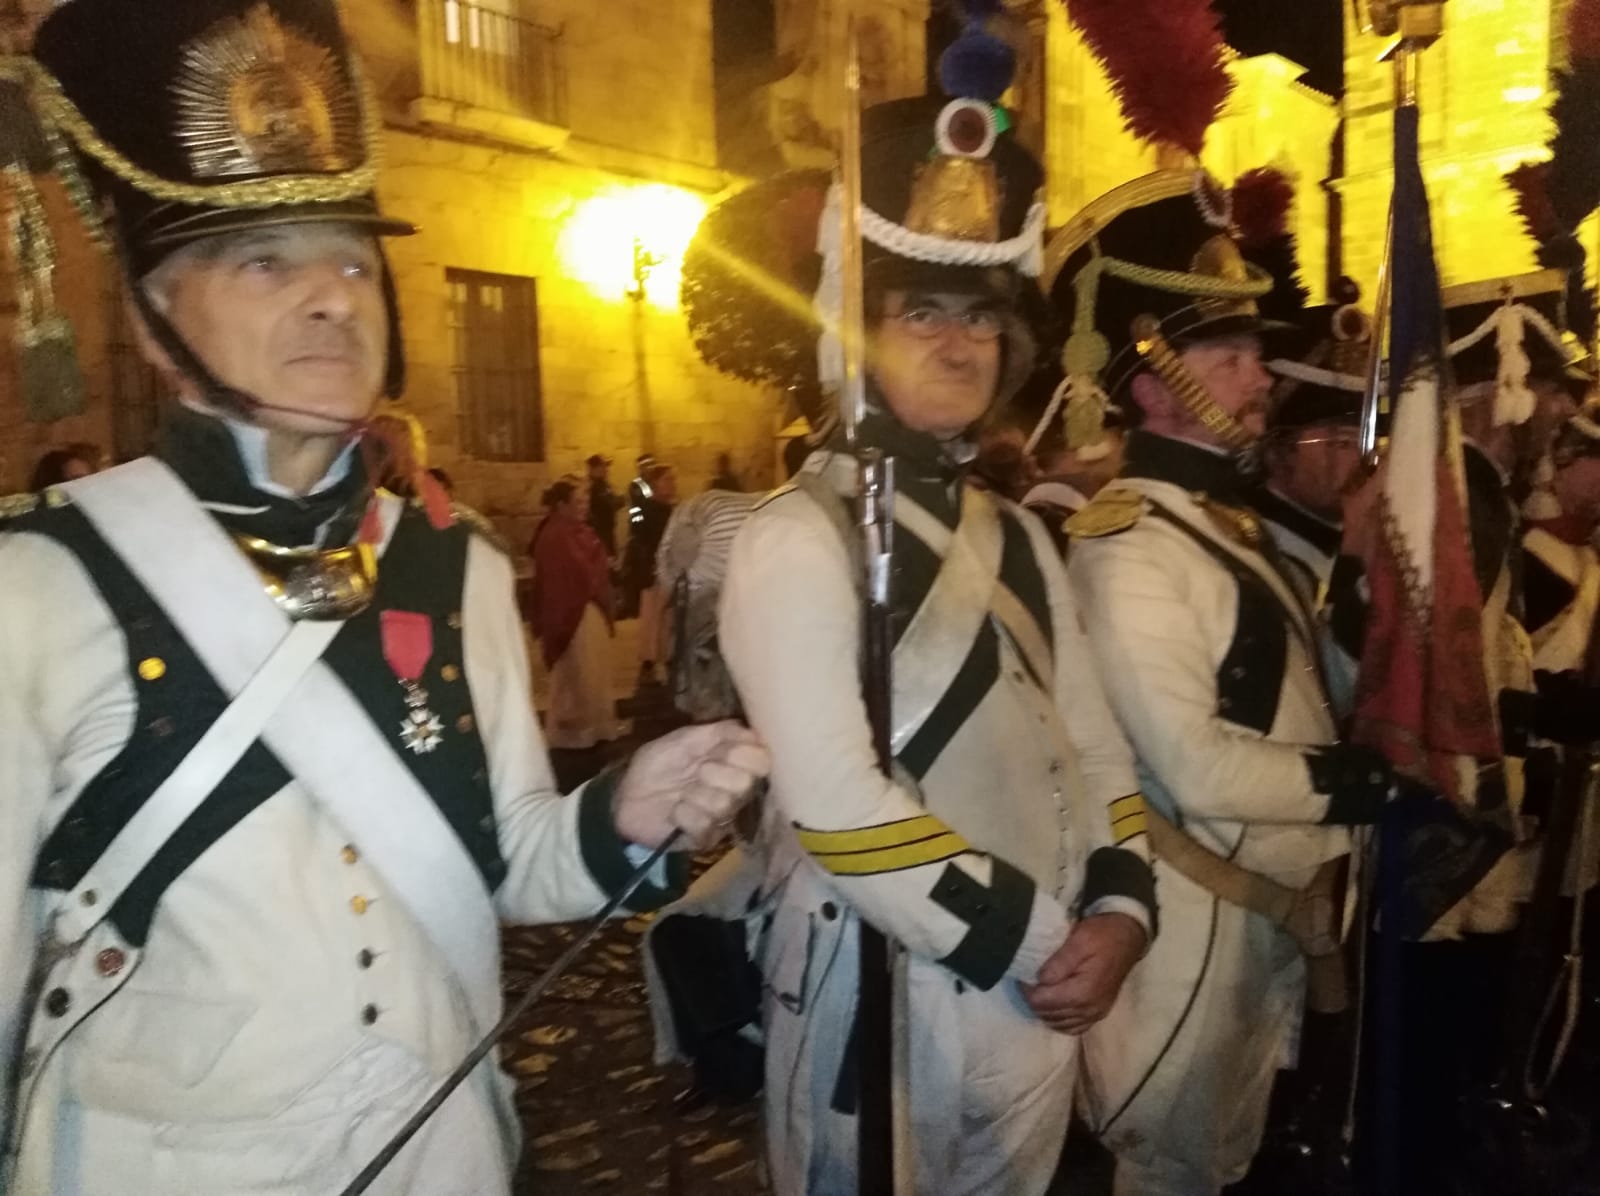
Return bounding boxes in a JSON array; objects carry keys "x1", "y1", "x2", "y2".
[{"x1": 418, "y1": 0, "x2": 567, "y2": 130}]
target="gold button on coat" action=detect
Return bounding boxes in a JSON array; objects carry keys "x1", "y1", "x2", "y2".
[
  {"x1": 138, "y1": 657, "x2": 166, "y2": 681},
  {"x1": 350, "y1": 895, "x2": 369, "y2": 915},
  {"x1": 341, "y1": 845, "x2": 359, "y2": 865},
  {"x1": 440, "y1": 664, "x2": 460, "y2": 682},
  {"x1": 456, "y1": 713, "x2": 475, "y2": 734}
]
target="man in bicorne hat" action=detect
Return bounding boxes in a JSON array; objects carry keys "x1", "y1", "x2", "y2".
[
  {"x1": 0, "y1": 2, "x2": 767, "y2": 1192},
  {"x1": 1052, "y1": 170, "x2": 1411, "y2": 1195},
  {"x1": 714, "y1": 15, "x2": 1158, "y2": 1193}
]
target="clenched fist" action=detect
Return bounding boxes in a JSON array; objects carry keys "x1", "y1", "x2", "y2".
[{"x1": 612, "y1": 720, "x2": 771, "y2": 851}]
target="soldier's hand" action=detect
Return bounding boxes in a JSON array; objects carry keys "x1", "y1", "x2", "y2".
[
  {"x1": 1019, "y1": 912, "x2": 1146, "y2": 1035},
  {"x1": 612, "y1": 720, "x2": 771, "y2": 851},
  {"x1": 1339, "y1": 464, "x2": 1383, "y2": 562}
]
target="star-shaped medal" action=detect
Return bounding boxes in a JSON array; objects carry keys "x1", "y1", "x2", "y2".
[{"x1": 400, "y1": 704, "x2": 445, "y2": 754}]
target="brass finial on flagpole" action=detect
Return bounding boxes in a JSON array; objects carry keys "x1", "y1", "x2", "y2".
[{"x1": 1357, "y1": 1, "x2": 1447, "y2": 463}]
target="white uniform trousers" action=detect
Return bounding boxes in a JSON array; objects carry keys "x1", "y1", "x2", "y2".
[
  {"x1": 29, "y1": 1036, "x2": 514, "y2": 1195},
  {"x1": 763, "y1": 912, "x2": 1076, "y2": 1196}
]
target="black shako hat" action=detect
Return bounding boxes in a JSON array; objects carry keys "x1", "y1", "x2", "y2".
[
  {"x1": 684, "y1": 2, "x2": 1049, "y2": 434},
  {"x1": 853, "y1": 94, "x2": 1045, "y2": 302},
  {"x1": 24, "y1": 0, "x2": 413, "y2": 397}
]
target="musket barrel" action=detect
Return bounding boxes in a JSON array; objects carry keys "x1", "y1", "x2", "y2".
[{"x1": 839, "y1": 23, "x2": 867, "y2": 448}]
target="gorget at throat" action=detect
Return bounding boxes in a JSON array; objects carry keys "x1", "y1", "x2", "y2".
[
  {"x1": 232, "y1": 532, "x2": 378, "y2": 620},
  {"x1": 157, "y1": 404, "x2": 380, "y2": 619}
]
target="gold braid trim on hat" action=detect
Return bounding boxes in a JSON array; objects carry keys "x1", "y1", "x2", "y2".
[{"x1": 0, "y1": 55, "x2": 383, "y2": 213}]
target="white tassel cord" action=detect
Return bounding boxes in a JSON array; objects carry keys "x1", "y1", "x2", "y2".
[{"x1": 1494, "y1": 304, "x2": 1535, "y2": 428}]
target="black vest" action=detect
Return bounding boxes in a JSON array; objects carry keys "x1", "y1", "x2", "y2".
[{"x1": 11, "y1": 498, "x2": 508, "y2": 947}]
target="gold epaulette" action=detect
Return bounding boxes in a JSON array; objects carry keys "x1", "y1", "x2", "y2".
[
  {"x1": 1065, "y1": 486, "x2": 1147, "y2": 539},
  {"x1": 0, "y1": 488, "x2": 70, "y2": 522},
  {"x1": 450, "y1": 500, "x2": 511, "y2": 555}
]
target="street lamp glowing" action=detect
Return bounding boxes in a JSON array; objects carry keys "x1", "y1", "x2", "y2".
[{"x1": 559, "y1": 184, "x2": 707, "y2": 306}]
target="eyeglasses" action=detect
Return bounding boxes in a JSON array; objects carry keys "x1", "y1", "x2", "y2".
[
  {"x1": 1282, "y1": 429, "x2": 1361, "y2": 449},
  {"x1": 890, "y1": 304, "x2": 1005, "y2": 342}
]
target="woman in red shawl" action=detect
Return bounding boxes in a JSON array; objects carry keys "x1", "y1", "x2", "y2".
[{"x1": 530, "y1": 478, "x2": 617, "y2": 748}]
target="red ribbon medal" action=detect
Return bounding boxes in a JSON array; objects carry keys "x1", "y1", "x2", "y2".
[{"x1": 381, "y1": 610, "x2": 444, "y2": 754}]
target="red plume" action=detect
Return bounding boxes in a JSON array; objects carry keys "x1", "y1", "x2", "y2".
[
  {"x1": 1064, "y1": 0, "x2": 1233, "y2": 157},
  {"x1": 1505, "y1": 161, "x2": 1562, "y2": 245},
  {"x1": 1231, "y1": 168, "x2": 1294, "y2": 250},
  {"x1": 1571, "y1": 0, "x2": 1600, "y2": 64}
]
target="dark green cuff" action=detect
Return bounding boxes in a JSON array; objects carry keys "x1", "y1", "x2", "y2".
[
  {"x1": 931, "y1": 857, "x2": 1033, "y2": 991},
  {"x1": 1078, "y1": 847, "x2": 1159, "y2": 940},
  {"x1": 577, "y1": 763, "x2": 690, "y2": 912}
]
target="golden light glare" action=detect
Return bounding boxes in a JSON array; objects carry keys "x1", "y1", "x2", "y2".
[{"x1": 559, "y1": 184, "x2": 708, "y2": 307}]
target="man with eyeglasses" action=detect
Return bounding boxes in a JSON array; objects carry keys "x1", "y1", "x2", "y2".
[
  {"x1": 1256, "y1": 285, "x2": 1374, "y2": 717},
  {"x1": 712, "y1": 43, "x2": 1157, "y2": 1193}
]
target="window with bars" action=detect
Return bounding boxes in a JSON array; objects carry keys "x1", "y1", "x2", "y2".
[{"x1": 447, "y1": 268, "x2": 545, "y2": 463}]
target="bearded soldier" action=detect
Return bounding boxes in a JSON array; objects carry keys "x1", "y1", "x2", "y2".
[
  {"x1": 1050, "y1": 170, "x2": 1413, "y2": 1195},
  {"x1": 707, "y1": 14, "x2": 1158, "y2": 1193},
  {"x1": 0, "y1": 2, "x2": 767, "y2": 1192}
]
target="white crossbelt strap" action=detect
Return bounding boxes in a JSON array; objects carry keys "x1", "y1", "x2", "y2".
[
  {"x1": 61, "y1": 458, "x2": 502, "y2": 1034},
  {"x1": 52, "y1": 616, "x2": 340, "y2": 945}
]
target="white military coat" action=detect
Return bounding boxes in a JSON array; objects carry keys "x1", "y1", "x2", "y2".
[
  {"x1": 1066, "y1": 437, "x2": 1351, "y2": 1196},
  {"x1": 0, "y1": 463, "x2": 654, "y2": 1195},
  {"x1": 719, "y1": 450, "x2": 1154, "y2": 1196}
]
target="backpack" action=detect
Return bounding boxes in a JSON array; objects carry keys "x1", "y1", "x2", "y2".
[{"x1": 660, "y1": 475, "x2": 858, "y2": 722}]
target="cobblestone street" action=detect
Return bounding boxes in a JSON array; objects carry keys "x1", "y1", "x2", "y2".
[{"x1": 501, "y1": 915, "x2": 767, "y2": 1195}]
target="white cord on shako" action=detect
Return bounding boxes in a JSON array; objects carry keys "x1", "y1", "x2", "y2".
[{"x1": 813, "y1": 181, "x2": 1046, "y2": 393}]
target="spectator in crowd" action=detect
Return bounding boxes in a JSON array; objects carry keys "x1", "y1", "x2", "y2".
[
  {"x1": 529, "y1": 477, "x2": 617, "y2": 750},
  {"x1": 626, "y1": 462, "x2": 676, "y2": 688},
  {"x1": 709, "y1": 451, "x2": 742, "y2": 492},
  {"x1": 586, "y1": 453, "x2": 621, "y2": 557},
  {"x1": 29, "y1": 444, "x2": 99, "y2": 490},
  {"x1": 628, "y1": 453, "x2": 657, "y2": 530}
]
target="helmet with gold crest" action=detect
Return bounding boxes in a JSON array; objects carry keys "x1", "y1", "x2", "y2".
[
  {"x1": 6, "y1": 0, "x2": 413, "y2": 414},
  {"x1": 1027, "y1": 0, "x2": 1297, "y2": 465},
  {"x1": 681, "y1": 0, "x2": 1047, "y2": 445}
]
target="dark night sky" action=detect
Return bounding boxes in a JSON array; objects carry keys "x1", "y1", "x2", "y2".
[{"x1": 1215, "y1": 0, "x2": 1345, "y2": 95}]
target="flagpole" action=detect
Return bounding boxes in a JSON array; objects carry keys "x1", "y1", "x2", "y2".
[
  {"x1": 1357, "y1": 3, "x2": 1444, "y2": 465},
  {"x1": 835, "y1": 15, "x2": 902, "y2": 1196},
  {"x1": 1357, "y1": 7, "x2": 1445, "y2": 1196}
]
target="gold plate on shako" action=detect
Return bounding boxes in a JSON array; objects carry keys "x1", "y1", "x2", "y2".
[{"x1": 1065, "y1": 487, "x2": 1147, "y2": 539}]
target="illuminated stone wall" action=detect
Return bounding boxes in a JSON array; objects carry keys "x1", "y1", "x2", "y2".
[{"x1": 1336, "y1": 0, "x2": 1596, "y2": 300}]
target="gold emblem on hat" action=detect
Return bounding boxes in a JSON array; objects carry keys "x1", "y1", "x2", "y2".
[
  {"x1": 904, "y1": 157, "x2": 1001, "y2": 243},
  {"x1": 173, "y1": 3, "x2": 361, "y2": 180},
  {"x1": 1190, "y1": 235, "x2": 1260, "y2": 323}
]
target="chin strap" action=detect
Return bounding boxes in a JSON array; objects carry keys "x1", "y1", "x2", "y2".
[{"x1": 1131, "y1": 314, "x2": 1258, "y2": 455}]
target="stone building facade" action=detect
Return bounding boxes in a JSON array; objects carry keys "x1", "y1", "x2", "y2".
[
  {"x1": 0, "y1": 0, "x2": 932, "y2": 544},
  {"x1": 1337, "y1": 0, "x2": 1596, "y2": 301}
]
